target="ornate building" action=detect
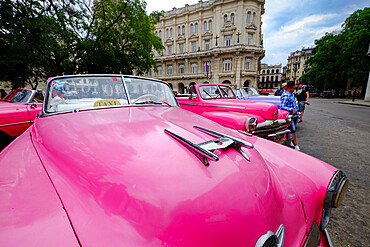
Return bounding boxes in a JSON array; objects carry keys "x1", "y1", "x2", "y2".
[
  {"x1": 259, "y1": 63, "x2": 282, "y2": 94},
  {"x1": 147, "y1": 0, "x2": 265, "y2": 94},
  {"x1": 285, "y1": 47, "x2": 314, "y2": 84}
]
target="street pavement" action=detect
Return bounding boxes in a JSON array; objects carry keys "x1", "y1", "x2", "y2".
[{"x1": 294, "y1": 98, "x2": 370, "y2": 246}]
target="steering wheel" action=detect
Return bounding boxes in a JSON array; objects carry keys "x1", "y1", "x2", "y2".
[{"x1": 132, "y1": 94, "x2": 161, "y2": 104}]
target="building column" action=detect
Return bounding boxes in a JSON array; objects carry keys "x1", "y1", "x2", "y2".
[{"x1": 235, "y1": 55, "x2": 242, "y2": 88}]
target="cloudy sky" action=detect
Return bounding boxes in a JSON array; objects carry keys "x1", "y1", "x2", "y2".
[{"x1": 145, "y1": 0, "x2": 369, "y2": 66}]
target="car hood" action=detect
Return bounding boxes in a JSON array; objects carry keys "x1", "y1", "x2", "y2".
[
  {"x1": 242, "y1": 95, "x2": 281, "y2": 108},
  {"x1": 199, "y1": 98, "x2": 279, "y2": 120},
  {"x1": 31, "y1": 106, "x2": 322, "y2": 246}
]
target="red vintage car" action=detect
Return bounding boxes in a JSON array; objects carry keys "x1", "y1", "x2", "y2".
[
  {"x1": 0, "y1": 88, "x2": 44, "y2": 150},
  {"x1": 0, "y1": 75, "x2": 348, "y2": 246},
  {"x1": 177, "y1": 84, "x2": 292, "y2": 145}
]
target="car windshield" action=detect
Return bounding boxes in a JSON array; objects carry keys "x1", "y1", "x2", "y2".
[
  {"x1": 240, "y1": 87, "x2": 260, "y2": 96},
  {"x1": 44, "y1": 75, "x2": 178, "y2": 114},
  {"x1": 3, "y1": 89, "x2": 33, "y2": 103},
  {"x1": 199, "y1": 85, "x2": 236, "y2": 99}
]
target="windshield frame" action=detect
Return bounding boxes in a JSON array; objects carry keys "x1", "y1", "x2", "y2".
[
  {"x1": 199, "y1": 84, "x2": 237, "y2": 99},
  {"x1": 42, "y1": 74, "x2": 179, "y2": 116}
]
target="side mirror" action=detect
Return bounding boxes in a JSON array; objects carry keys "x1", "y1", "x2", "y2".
[{"x1": 189, "y1": 95, "x2": 197, "y2": 100}]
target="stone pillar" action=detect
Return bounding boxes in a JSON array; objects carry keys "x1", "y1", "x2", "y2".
[{"x1": 235, "y1": 55, "x2": 242, "y2": 88}]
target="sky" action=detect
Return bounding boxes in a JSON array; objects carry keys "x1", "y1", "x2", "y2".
[{"x1": 145, "y1": 0, "x2": 369, "y2": 66}]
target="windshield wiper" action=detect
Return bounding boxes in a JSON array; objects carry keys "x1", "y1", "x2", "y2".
[{"x1": 135, "y1": 100, "x2": 171, "y2": 107}]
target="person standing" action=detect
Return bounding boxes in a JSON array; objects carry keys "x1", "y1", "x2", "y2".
[
  {"x1": 281, "y1": 81, "x2": 300, "y2": 151},
  {"x1": 279, "y1": 82, "x2": 287, "y2": 96},
  {"x1": 296, "y1": 82, "x2": 309, "y2": 122}
]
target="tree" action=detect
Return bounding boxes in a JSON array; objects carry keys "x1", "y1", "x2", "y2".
[
  {"x1": 79, "y1": 0, "x2": 163, "y2": 75},
  {"x1": 0, "y1": 0, "x2": 163, "y2": 89},
  {"x1": 303, "y1": 8, "x2": 370, "y2": 96}
]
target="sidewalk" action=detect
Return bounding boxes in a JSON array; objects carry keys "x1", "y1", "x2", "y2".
[{"x1": 334, "y1": 99, "x2": 370, "y2": 107}]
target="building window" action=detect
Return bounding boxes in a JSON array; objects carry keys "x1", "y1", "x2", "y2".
[
  {"x1": 271, "y1": 76, "x2": 274, "y2": 82},
  {"x1": 266, "y1": 76, "x2": 270, "y2": 81},
  {"x1": 148, "y1": 68, "x2": 152, "y2": 76},
  {"x1": 182, "y1": 25, "x2": 185, "y2": 35},
  {"x1": 159, "y1": 30, "x2": 162, "y2": 39},
  {"x1": 231, "y1": 13, "x2": 235, "y2": 24},
  {"x1": 167, "y1": 45, "x2": 172, "y2": 55},
  {"x1": 204, "y1": 39, "x2": 210, "y2": 50},
  {"x1": 166, "y1": 29, "x2": 169, "y2": 38},
  {"x1": 178, "y1": 26, "x2": 181, "y2": 36},
  {"x1": 179, "y1": 64, "x2": 185, "y2": 74},
  {"x1": 157, "y1": 66, "x2": 162, "y2": 76},
  {"x1": 275, "y1": 75, "x2": 279, "y2": 81},
  {"x1": 267, "y1": 69, "x2": 270, "y2": 74},
  {"x1": 224, "y1": 14, "x2": 228, "y2": 23},
  {"x1": 195, "y1": 23, "x2": 198, "y2": 33},
  {"x1": 245, "y1": 58, "x2": 251, "y2": 70},
  {"x1": 179, "y1": 43, "x2": 184, "y2": 54},
  {"x1": 167, "y1": 65, "x2": 173, "y2": 75},
  {"x1": 247, "y1": 11, "x2": 251, "y2": 24},
  {"x1": 204, "y1": 21, "x2": 207, "y2": 32},
  {"x1": 190, "y1": 24, "x2": 194, "y2": 34},
  {"x1": 262, "y1": 70, "x2": 265, "y2": 74},
  {"x1": 191, "y1": 41, "x2": 197, "y2": 52},
  {"x1": 224, "y1": 35, "x2": 232, "y2": 46},
  {"x1": 252, "y1": 12, "x2": 256, "y2": 24},
  {"x1": 204, "y1": 61, "x2": 211, "y2": 73},
  {"x1": 262, "y1": 77, "x2": 265, "y2": 82},
  {"x1": 223, "y1": 58, "x2": 232, "y2": 71},
  {"x1": 170, "y1": 28, "x2": 173, "y2": 37},
  {"x1": 191, "y1": 63, "x2": 198, "y2": 74},
  {"x1": 248, "y1": 33, "x2": 253, "y2": 45},
  {"x1": 209, "y1": 20, "x2": 212, "y2": 31},
  {"x1": 276, "y1": 69, "x2": 279, "y2": 73}
]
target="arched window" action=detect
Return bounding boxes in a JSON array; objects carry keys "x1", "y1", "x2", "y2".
[
  {"x1": 182, "y1": 25, "x2": 185, "y2": 35},
  {"x1": 178, "y1": 26, "x2": 181, "y2": 36},
  {"x1": 231, "y1": 13, "x2": 235, "y2": 24},
  {"x1": 266, "y1": 76, "x2": 270, "y2": 81},
  {"x1": 155, "y1": 31, "x2": 158, "y2": 36},
  {"x1": 166, "y1": 29, "x2": 169, "y2": 38},
  {"x1": 247, "y1": 11, "x2": 251, "y2": 24},
  {"x1": 276, "y1": 69, "x2": 279, "y2": 73},
  {"x1": 159, "y1": 30, "x2": 162, "y2": 39},
  {"x1": 170, "y1": 28, "x2": 173, "y2": 37},
  {"x1": 267, "y1": 70, "x2": 270, "y2": 74},
  {"x1": 252, "y1": 12, "x2": 256, "y2": 24},
  {"x1": 190, "y1": 24, "x2": 194, "y2": 34},
  {"x1": 204, "y1": 21, "x2": 207, "y2": 32},
  {"x1": 208, "y1": 20, "x2": 212, "y2": 31},
  {"x1": 224, "y1": 14, "x2": 228, "y2": 23},
  {"x1": 271, "y1": 69, "x2": 274, "y2": 73},
  {"x1": 195, "y1": 23, "x2": 198, "y2": 33}
]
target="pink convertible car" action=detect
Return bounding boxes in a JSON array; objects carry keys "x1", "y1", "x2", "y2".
[{"x1": 0, "y1": 75, "x2": 348, "y2": 247}]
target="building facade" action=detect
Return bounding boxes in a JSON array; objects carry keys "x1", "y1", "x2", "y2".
[
  {"x1": 259, "y1": 63, "x2": 282, "y2": 94},
  {"x1": 285, "y1": 47, "x2": 314, "y2": 84},
  {"x1": 147, "y1": 0, "x2": 265, "y2": 94}
]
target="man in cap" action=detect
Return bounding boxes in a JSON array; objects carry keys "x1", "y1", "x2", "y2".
[
  {"x1": 280, "y1": 81, "x2": 300, "y2": 151},
  {"x1": 295, "y1": 82, "x2": 309, "y2": 122}
]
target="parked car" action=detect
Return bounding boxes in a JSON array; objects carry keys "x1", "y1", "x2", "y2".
[
  {"x1": 235, "y1": 87, "x2": 282, "y2": 108},
  {"x1": 0, "y1": 75, "x2": 348, "y2": 247},
  {"x1": 177, "y1": 84, "x2": 292, "y2": 145},
  {"x1": 0, "y1": 88, "x2": 44, "y2": 150}
]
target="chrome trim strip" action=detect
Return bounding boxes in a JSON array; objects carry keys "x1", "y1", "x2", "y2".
[
  {"x1": 0, "y1": 121, "x2": 31, "y2": 128},
  {"x1": 179, "y1": 103, "x2": 246, "y2": 109},
  {"x1": 194, "y1": 126, "x2": 254, "y2": 148},
  {"x1": 323, "y1": 229, "x2": 337, "y2": 247},
  {"x1": 164, "y1": 129, "x2": 219, "y2": 166}
]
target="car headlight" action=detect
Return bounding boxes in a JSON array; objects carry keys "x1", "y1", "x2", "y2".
[
  {"x1": 320, "y1": 170, "x2": 349, "y2": 230},
  {"x1": 286, "y1": 114, "x2": 292, "y2": 124},
  {"x1": 245, "y1": 117, "x2": 257, "y2": 133}
]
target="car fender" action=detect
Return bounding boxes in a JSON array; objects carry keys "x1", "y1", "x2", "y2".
[{"x1": 200, "y1": 111, "x2": 265, "y2": 131}]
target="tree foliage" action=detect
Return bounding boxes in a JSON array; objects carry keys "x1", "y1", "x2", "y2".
[
  {"x1": 0, "y1": 0, "x2": 163, "y2": 89},
  {"x1": 303, "y1": 8, "x2": 370, "y2": 95}
]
